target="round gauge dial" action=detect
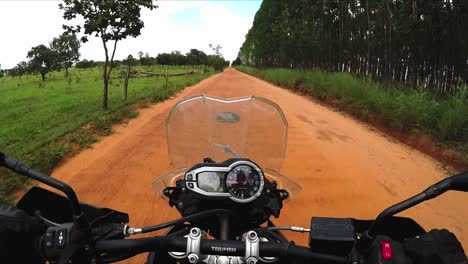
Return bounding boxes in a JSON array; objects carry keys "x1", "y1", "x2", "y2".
[{"x1": 226, "y1": 165, "x2": 262, "y2": 201}]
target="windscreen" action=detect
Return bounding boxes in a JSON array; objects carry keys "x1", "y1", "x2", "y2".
[
  {"x1": 167, "y1": 95, "x2": 288, "y2": 171},
  {"x1": 152, "y1": 95, "x2": 301, "y2": 200}
]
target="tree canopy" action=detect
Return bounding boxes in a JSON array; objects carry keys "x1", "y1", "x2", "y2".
[
  {"x1": 153, "y1": 48, "x2": 229, "y2": 70},
  {"x1": 139, "y1": 53, "x2": 157, "y2": 66},
  {"x1": 50, "y1": 33, "x2": 81, "y2": 76},
  {"x1": 9, "y1": 61, "x2": 29, "y2": 79},
  {"x1": 75, "y1": 59, "x2": 97, "y2": 69},
  {"x1": 27, "y1": 45, "x2": 60, "y2": 81}
]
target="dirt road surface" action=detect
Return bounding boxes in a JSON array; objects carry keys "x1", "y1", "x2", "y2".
[{"x1": 51, "y1": 68, "x2": 467, "y2": 262}]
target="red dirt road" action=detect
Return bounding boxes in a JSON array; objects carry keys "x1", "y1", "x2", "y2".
[{"x1": 52, "y1": 68, "x2": 467, "y2": 262}]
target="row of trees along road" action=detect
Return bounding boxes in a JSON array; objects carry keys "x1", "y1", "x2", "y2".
[
  {"x1": 137, "y1": 45, "x2": 229, "y2": 70},
  {"x1": 8, "y1": 33, "x2": 80, "y2": 81},
  {"x1": 71, "y1": 47, "x2": 230, "y2": 70},
  {"x1": 237, "y1": 0, "x2": 468, "y2": 96}
]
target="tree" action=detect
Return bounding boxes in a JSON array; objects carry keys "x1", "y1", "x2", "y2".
[
  {"x1": 27, "y1": 45, "x2": 59, "y2": 81},
  {"x1": 122, "y1": 55, "x2": 138, "y2": 101},
  {"x1": 186, "y1": 49, "x2": 207, "y2": 65},
  {"x1": 208, "y1": 44, "x2": 227, "y2": 71},
  {"x1": 156, "y1": 53, "x2": 171, "y2": 65},
  {"x1": 209, "y1": 44, "x2": 224, "y2": 58},
  {"x1": 75, "y1": 59, "x2": 97, "y2": 69},
  {"x1": 50, "y1": 33, "x2": 81, "y2": 76},
  {"x1": 140, "y1": 53, "x2": 157, "y2": 66},
  {"x1": 232, "y1": 57, "x2": 242, "y2": 66},
  {"x1": 170, "y1": 51, "x2": 187, "y2": 65},
  {"x1": 60, "y1": 0, "x2": 157, "y2": 110},
  {"x1": 207, "y1": 55, "x2": 227, "y2": 71},
  {"x1": 9, "y1": 61, "x2": 29, "y2": 79}
]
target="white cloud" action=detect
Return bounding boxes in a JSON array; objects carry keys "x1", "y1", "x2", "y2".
[
  {"x1": 0, "y1": 1, "x2": 64, "y2": 68},
  {"x1": 0, "y1": 1, "x2": 257, "y2": 69}
]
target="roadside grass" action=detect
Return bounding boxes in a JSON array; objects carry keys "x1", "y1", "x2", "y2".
[
  {"x1": 0, "y1": 65, "x2": 216, "y2": 204},
  {"x1": 236, "y1": 66, "x2": 468, "y2": 160}
]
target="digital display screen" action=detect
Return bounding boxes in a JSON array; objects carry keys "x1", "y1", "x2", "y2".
[{"x1": 197, "y1": 171, "x2": 225, "y2": 192}]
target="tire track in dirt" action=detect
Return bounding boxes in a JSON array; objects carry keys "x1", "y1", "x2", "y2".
[{"x1": 50, "y1": 68, "x2": 467, "y2": 263}]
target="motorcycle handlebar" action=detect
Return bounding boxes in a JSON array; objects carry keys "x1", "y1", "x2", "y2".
[{"x1": 95, "y1": 236, "x2": 347, "y2": 263}]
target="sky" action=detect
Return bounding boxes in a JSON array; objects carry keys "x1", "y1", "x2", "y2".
[{"x1": 0, "y1": 0, "x2": 262, "y2": 69}]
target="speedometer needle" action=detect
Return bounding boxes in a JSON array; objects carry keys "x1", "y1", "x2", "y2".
[{"x1": 230, "y1": 180, "x2": 246, "y2": 185}]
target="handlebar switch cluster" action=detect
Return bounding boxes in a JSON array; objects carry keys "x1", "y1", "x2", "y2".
[
  {"x1": 56, "y1": 229, "x2": 67, "y2": 248},
  {"x1": 45, "y1": 230, "x2": 55, "y2": 248},
  {"x1": 367, "y1": 236, "x2": 410, "y2": 264},
  {"x1": 42, "y1": 224, "x2": 72, "y2": 259},
  {"x1": 381, "y1": 241, "x2": 392, "y2": 260}
]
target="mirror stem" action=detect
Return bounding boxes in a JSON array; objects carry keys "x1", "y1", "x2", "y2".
[
  {"x1": 0, "y1": 152, "x2": 86, "y2": 226},
  {"x1": 367, "y1": 181, "x2": 451, "y2": 238}
]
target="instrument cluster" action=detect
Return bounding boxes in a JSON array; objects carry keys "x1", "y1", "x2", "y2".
[{"x1": 184, "y1": 159, "x2": 265, "y2": 203}]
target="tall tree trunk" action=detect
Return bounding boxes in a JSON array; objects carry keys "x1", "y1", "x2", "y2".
[
  {"x1": 100, "y1": 33, "x2": 118, "y2": 110},
  {"x1": 124, "y1": 65, "x2": 130, "y2": 101},
  {"x1": 411, "y1": 0, "x2": 418, "y2": 86},
  {"x1": 65, "y1": 67, "x2": 69, "y2": 77},
  {"x1": 338, "y1": 0, "x2": 343, "y2": 71},
  {"x1": 383, "y1": 0, "x2": 390, "y2": 81},
  {"x1": 366, "y1": 0, "x2": 371, "y2": 76},
  {"x1": 103, "y1": 60, "x2": 109, "y2": 110},
  {"x1": 101, "y1": 33, "x2": 110, "y2": 110}
]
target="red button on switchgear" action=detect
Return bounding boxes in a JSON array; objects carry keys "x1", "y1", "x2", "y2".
[{"x1": 381, "y1": 241, "x2": 392, "y2": 260}]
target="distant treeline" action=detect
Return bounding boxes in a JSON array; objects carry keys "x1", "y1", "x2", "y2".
[
  {"x1": 236, "y1": 0, "x2": 468, "y2": 95},
  {"x1": 2, "y1": 48, "x2": 228, "y2": 79},
  {"x1": 75, "y1": 49, "x2": 229, "y2": 70}
]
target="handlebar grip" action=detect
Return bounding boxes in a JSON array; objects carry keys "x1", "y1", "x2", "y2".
[
  {"x1": 449, "y1": 171, "x2": 468, "y2": 192},
  {"x1": 96, "y1": 237, "x2": 187, "y2": 254},
  {"x1": 260, "y1": 243, "x2": 346, "y2": 263},
  {"x1": 0, "y1": 152, "x2": 24, "y2": 171}
]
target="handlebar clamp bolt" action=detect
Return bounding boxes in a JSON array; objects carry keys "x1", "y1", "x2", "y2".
[
  {"x1": 246, "y1": 257, "x2": 257, "y2": 264},
  {"x1": 190, "y1": 228, "x2": 200, "y2": 237},
  {"x1": 188, "y1": 253, "x2": 199, "y2": 263},
  {"x1": 248, "y1": 231, "x2": 258, "y2": 241}
]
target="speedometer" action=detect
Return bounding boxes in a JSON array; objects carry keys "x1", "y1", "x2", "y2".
[
  {"x1": 184, "y1": 159, "x2": 265, "y2": 203},
  {"x1": 226, "y1": 165, "x2": 263, "y2": 202}
]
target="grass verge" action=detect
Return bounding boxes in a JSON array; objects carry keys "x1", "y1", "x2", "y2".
[
  {"x1": 236, "y1": 66, "x2": 468, "y2": 169},
  {"x1": 0, "y1": 66, "x2": 216, "y2": 204}
]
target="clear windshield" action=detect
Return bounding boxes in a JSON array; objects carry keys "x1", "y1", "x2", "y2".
[{"x1": 152, "y1": 95, "x2": 301, "y2": 199}]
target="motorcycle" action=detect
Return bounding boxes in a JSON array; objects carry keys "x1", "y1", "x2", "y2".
[{"x1": 0, "y1": 95, "x2": 467, "y2": 264}]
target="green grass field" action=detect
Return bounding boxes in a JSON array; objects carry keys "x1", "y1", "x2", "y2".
[
  {"x1": 236, "y1": 66, "x2": 468, "y2": 158},
  {"x1": 0, "y1": 65, "x2": 216, "y2": 204}
]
